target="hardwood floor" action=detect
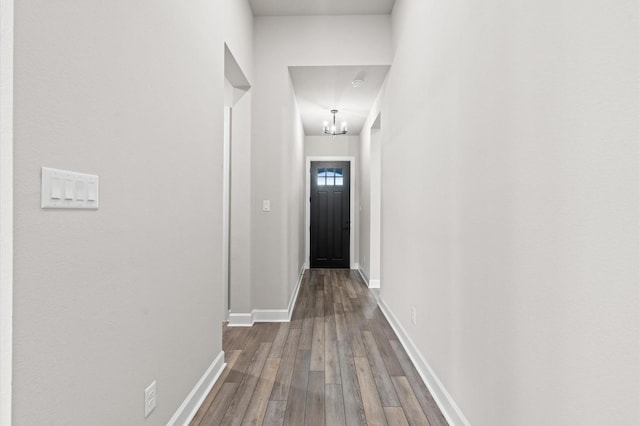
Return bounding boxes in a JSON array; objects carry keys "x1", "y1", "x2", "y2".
[{"x1": 191, "y1": 269, "x2": 448, "y2": 426}]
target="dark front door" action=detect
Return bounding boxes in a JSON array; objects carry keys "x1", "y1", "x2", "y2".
[{"x1": 310, "y1": 161, "x2": 350, "y2": 268}]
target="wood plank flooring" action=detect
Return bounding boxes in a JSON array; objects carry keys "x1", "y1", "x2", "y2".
[{"x1": 191, "y1": 269, "x2": 448, "y2": 426}]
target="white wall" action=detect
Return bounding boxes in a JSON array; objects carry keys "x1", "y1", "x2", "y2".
[
  {"x1": 229, "y1": 89, "x2": 253, "y2": 314},
  {"x1": 359, "y1": 128, "x2": 372, "y2": 279},
  {"x1": 369, "y1": 126, "x2": 381, "y2": 283},
  {"x1": 252, "y1": 15, "x2": 391, "y2": 310},
  {"x1": 225, "y1": 75, "x2": 253, "y2": 316},
  {"x1": 285, "y1": 80, "x2": 307, "y2": 301},
  {"x1": 0, "y1": 0, "x2": 13, "y2": 423},
  {"x1": 223, "y1": 1, "x2": 253, "y2": 86},
  {"x1": 223, "y1": 0, "x2": 254, "y2": 317},
  {"x1": 379, "y1": 0, "x2": 639, "y2": 424},
  {"x1": 305, "y1": 135, "x2": 360, "y2": 158},
  {"x1": 12, "y1": 1, "x2": 251, "y2": 424},
  {"x1": 359, "y1": 96, "x2": 383, "y2": 285}
]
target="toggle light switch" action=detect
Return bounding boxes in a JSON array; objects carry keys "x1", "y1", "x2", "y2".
[
  {"x1": 87, "y1": 182, "x2": 97, "y2": 201},
  {"x1": 64, "y1": 180, "x2": 74, "y2": 200},
  {"x1": 75, "y1": 180, "x2": 86, "y2": 201},
  {"x1": 51, "y1": 178, "x2": 62, "y2": 199}
]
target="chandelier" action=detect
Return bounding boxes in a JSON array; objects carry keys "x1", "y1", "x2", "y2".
[{"x1": 322, "y1": 109, "x2": 347, "y2": 137}]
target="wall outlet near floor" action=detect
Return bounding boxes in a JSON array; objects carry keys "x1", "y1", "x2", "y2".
[
  {"x1": 411, "y1": 306, "x2": 417, "y2": 325},
  {"x1": 144, "y1": 380, "x2": 156, "y2": 418}
]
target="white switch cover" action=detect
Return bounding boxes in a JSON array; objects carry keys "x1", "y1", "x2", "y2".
[
  {"x1": 41, "y1": 167, "x2": 99, "y2": 209},
  {"x1": 262, "y1": 200, "x2": 271, "y2": 212},
  {"x1": 144, "y1": 380, "x2": 156, "y2": 418}
]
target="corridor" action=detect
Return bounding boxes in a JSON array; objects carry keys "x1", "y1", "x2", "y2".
[{"x1": 190, "y1": 269, "x2": 447, "y2": 425}]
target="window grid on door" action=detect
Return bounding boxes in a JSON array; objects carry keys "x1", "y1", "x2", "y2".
[{"x1": 317, "y1": 168, "x2": 343, "y2": 186}]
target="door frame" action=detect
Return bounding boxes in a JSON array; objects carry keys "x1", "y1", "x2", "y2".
[
  {"x1": 306, "y1": 156, "x2": 355, "y2": 270},
  {"x1": 222, "y1": 107, "x2": 231, "y2": 320},
  {"x1": 0, "y1": 0, "x2": 14, "y2": 422}
]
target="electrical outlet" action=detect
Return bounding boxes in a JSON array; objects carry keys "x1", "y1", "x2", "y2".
[
  {"x1": 411, "y1": 306, "x2": 417, "y2": 325},
  {"x1": 144, "y1": 380, "x2": 156, "y2": 418}
]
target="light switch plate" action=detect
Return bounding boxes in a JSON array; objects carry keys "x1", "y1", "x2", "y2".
[
  {"x1": 262, "y1": 200, "x2": 271, "y2": 212},
  {"x1": 144, "y1": 380, "x2": 156, "y2": 418},
  {"x1": 41, "y1": 167, "x2": 99, "y2": 209}
]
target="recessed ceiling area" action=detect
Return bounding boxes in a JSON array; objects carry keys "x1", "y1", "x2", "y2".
[
  {"x1": 289, "y1": 65, "x2": 390, "y2": 136},
  {"x1": 249, "y1": 0, "x2": 396, "y2": 16}
]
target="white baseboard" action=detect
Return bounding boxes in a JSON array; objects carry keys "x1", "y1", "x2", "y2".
[
  {"x1": 357, "y1": 267, "x2": 380, "y2": 289},
  {"x1": 228, "y1": 313, "x2": 253, "y2": 327},
  {"x1": 252, "y1": 309, "x2": 289, "y2": 322},
  {"x1": 228, "y1": 265, "x2": 306, "y2": 326},
  {"x1": 168, "y1": 351, "x2": 226, "y2": 426},
  {"x1": 286, "y1": 264, "x2": 305, "y2": 320},
  {"x1": 376, "y1": 295, "x2": 470, "y2": 426},
  {"x1": 357, "y1": 267, "x2": 369, "y2": 285}
]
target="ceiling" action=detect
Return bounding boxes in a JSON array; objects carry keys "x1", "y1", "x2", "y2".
[
  {"x1": 289, "y1": 65, "x2": 390, "y2": 136},
  {"x1": 249, "y1": 0, "x2": 396, "y2": 16}
]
